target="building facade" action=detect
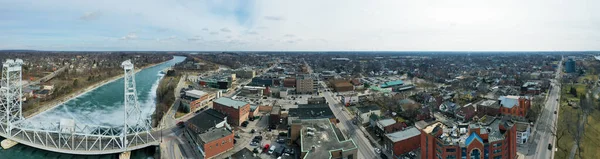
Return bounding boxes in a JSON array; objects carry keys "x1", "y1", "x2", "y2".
[
  {"x1": 384, "y1": 127, "x2": 421, "y2": 157},
  {"x1": 295, "y1": 75, "x2": 315, "y2": 94},
  {"x1": 420, "y1": 119, "x2": 517, "y2": 159},
  {"x1": 498, "y1": 96, "x2": 531, "y2": 118},
  {"x1": 213, "y1": 97, "x2": 251, "y2": 126}
]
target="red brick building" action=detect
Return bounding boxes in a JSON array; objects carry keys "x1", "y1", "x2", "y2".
[
  {"x1": 499, "y1": 96, "x2": 531, "y2": 118},
  {"x1": 384, "y1": 127, "x2": 421, "y2": 157},
  {"x1": 198, "y1": 127, "x2": 235, "y2": 159},
  {"x1": 420, "y1": 118, "x2": 517, "y2": 159},
  {"x1": 213, "y1": 97, "x2": 250, "y2": 126},
  {"x1": 376, "y1": 118, "x2": 408, "y2": 135}
]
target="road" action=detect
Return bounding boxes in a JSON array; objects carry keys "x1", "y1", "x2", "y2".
[
  {"x1": 320, "y1": 81, "x2": 378, "y2": 159},
  {"x1": 529, "y1": 56, "x2": 563, "y2": 159}
]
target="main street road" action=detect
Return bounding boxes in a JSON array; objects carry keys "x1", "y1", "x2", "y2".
[
  {"x1": 529, "y1": 56, "x2": 563, "y2": 159},
  {"x1": 320, "y1": 81, "x2": 379, "y2": 159}
]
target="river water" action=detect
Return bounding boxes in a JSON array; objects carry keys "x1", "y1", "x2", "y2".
[{"x1": 0, "y1": 56, "x2": 185, "y2": 159}]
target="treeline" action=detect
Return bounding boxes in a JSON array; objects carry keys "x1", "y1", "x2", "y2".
[{"x1": 152, "y1": 72, "x2": 180, "y2": 127}]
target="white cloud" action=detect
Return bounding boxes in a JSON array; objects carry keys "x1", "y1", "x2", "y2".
[
  {"x1": 1, "y1": 0, "x2": 600, "y2": 51},
  {"x1": 120, "y1": 33, "x2": 137, "y2": 40},
  {"x1": 221, "y1": 28, "x2": 231, "y2": 33}
]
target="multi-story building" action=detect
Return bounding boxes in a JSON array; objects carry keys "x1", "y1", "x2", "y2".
[
  {"x1": 234, "y1": 69, "x2": 256, "y2": 78},
  {"x1": 420, "y1": 117, "x2": 517, "y2": 159},
  {"x1": 498, "y1": 96, "x2": 531, "y2": 118},
  {"x1": 288, "y1": 104, "x2": 336, "y2": 125},
  {"x1": 183, "y1": 109, "x2": 233, "y2": 159},
  {"x1": 289, "y1": 118, "x2": 358, "y2": 159},
  {"x1": 295, "y1": 75, "x2": 316, "y2": 94},
  {"x1": 184, "y1": 90, "x2": 212, "y2": 112},
  {"x1": 515, "y1": 122, "x2": 531, "y2": 145},
  {"x1": 383, "y1": 127, "x2": 421, "y2": 158},
  {"x1": 565, "y1": 58, "x2": 576, "y2": 73},
  {"x1": 213, "y1": 97, "x2": 250, "y2": 126}
]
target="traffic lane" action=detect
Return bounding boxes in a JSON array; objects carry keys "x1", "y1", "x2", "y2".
[{"x1": 324, "y1": 93, "x2": 377, "y2": 159}]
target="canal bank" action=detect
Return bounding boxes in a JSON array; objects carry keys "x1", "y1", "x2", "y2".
[{"x1": 0, "y1": 56, "x2": 185, "y2": 158}]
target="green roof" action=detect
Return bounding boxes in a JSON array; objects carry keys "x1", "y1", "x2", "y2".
[
  {"x1": 214, "y1": 97, "x2": 248, "y2": 108},
  {"x1": 380, "y1": 80, "x2": 404, "y2": 88}
]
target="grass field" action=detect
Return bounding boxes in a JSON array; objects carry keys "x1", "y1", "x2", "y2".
[
  {"x1": 555, "y1": 82, "x2": 600, "y2": 159},
  {"x1": 555, "y1": 84, "x2": 585, "y2": 159}
]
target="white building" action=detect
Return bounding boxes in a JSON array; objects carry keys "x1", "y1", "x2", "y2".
[{"x1": 515, "y1": 122, "x2": 531, "y2": 145}]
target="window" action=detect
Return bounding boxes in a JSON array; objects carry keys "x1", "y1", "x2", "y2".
[
  {"x1": 447, "y1": 148, "x2": 456, "y2": 152},
  {"x1": 447, "y1": 155, "x2": 457, "y2": 159},
  {"x1": 222, "y1": 140, "x2": 225, "y2": 145},
  {"x1": 493, "y1": 156, "x2": 502, "y2": 159},
  {"x1": 493, "y1": 143, "x2": 502, "y2": 147},
  {"x1": 493, "y1": 149, "x2": 501, "y2": 154},
  {"x1": 470, "y1": 149, "x2": 481, "y2": 159}
]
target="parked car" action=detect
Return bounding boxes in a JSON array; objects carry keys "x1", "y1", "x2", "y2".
[
  {"x1": 268, "y1": 145, "x2": 276, "y2": 154},
  {"x1": 548, "y1": 144, "x2": 553, "y2": 150},
  {"x1": 241, "y1": 121, "x2": 249, "y2": 127},
  {"x1": 176, "y1": 121, "x2": 185, "y2": 128},
  {"x1": 374, "y1": 148, "x2": 381, "y2": 154},
  {"x1": 276, "y1": 138, "x2": 286, "y2": 144}
]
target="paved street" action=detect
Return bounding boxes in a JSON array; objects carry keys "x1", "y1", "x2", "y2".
[
  {"x1": 527, "y1": 57, "x2": 563, "y2": 159},
  {"x1": 320, "y1": 81, "x2": 379, "y2": 159}
]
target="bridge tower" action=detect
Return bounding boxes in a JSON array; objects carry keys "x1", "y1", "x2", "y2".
[
  {"x1": 0, "y1": 59, "x2": 24, "y2": 134},
  {"x1": 121, "y1": 60, "x2": 153, "y2": 149}
]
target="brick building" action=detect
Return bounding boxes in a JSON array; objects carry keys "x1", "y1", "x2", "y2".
[
  {"x1": 184, "y1": 109, "x2": 233, "y2": 159},
  {"x1": 184, "y1": 90, "x2": 212, "y2": 112},
  {"x1": 420, "y1": 118, "x2": 517, "y2": 159},
  {"x1": 213, "y1": 97, "x2": 250, "y2": 126},
  {"x1": 289, "y1": 118, "x2": 358, "y2": 159},
  {"x1": 383, "y1": 127, "x2": 421, "y2": 157},
  {"x1": 498, "y1": 96, "x2": 531, "y2": 118},
  {"x1": 332, "y1": 81, "x2": 354, "y2": 92},
  {"x1": 295, "y1": 75, "x2": 315, "y2": 94}
]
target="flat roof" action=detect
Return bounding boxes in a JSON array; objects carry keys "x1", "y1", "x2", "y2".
[
  {"x1": 185, "y1": 90, "x2": 207, "y2": 96},
  {"x1": 214, "y1": 97, "x2": 249, "y2": 108},
  {"x1": 377, "y1": 118, "x2": 397, "y2": 127},
  {"x1": 385, "y1": 127, "x2": 421, "y2": 142},
  {"x1": 381, "y1": 80, "x2": 404, "y2": 88},
  {"x1": 300, "y1": 119, "x2": 357, "y2": 159},
  {"x1": 199, "y1": 127, "x2": 232, "y2": 143}
]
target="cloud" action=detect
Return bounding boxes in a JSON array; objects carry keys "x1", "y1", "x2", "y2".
[
  {"x1": 210, "y1": 31, "x2": 219, "y2": 35},
  {"x1": 188, "y1": 36, "x2": 202, "y2": 41},
  {"x1": 156, "y1": 36, "x2": 177, "y2": 42},
  {"x1": 220, "y1": 27, "x2": 231, "y2": 33},
  {"x1": 79, "y1": 11, "x2": 102, "y2": 21},
  {"x1": 202, "y1": 28, "x2": 209, "y2": 31},
  {"x1": 245, "y1": 31, "x2": 258, "y2": 35},
  {"x1": 264, "y1": 16, "x2": 285, "y2": 21},
  {"x1": 283, "y1": 34, "x2": 295, "y2": 38},
  {"x1": 120, "y1": 33, "x2": 137, "y2": 40}
]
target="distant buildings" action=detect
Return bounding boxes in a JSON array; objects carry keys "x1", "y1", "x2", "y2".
[
  {"x1": 332, "y1": 80, "x2": 354, "y2": 92},
  {"x1": 233, "y1": 69, "x2": 256, "y2": 78},
  {"x1": 288, "y1": 104, "x2": 335, "y2": 124},
  {"x1": 213, "y1": 97, "x2": 250, "y2": 126},
  {"x1": 380, "y1": 80, "x2": 404, "y2": 88},
  {"x1": 565, "y1": 58, "x2": 576, "y2": 73}
]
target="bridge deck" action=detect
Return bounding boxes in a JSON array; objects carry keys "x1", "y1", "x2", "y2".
[{"x1": 0, "y1": 123, "x2": 160, "y2": 155}]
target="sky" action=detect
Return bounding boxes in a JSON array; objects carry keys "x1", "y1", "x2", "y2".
[{"x1": 0, "y1": 0, "x2": 599, "y2": 51}]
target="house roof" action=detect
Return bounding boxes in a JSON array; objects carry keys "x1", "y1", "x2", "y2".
[
  {"x1": 385, "y1": 127, "x2": 421, "y2": 142},
  {"x1": 356, "y1": 105, "x2": 380, "y2": 114},
  {"x1": 187, "y1": 109, "x2": 227, "y2": 133},
  {"x1": 498, "y1": 96, "x2": 520, "y2": 108},
  {"x1": 214, "y1": 97, "x2": 249, "y2": 108},
  {"x1": 229, "y1": 148, "x2": 260, "y2": 159}
]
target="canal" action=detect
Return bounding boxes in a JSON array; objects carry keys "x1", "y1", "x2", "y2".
[{"x1": 0, "y1": 56, "x2": 185, "y2": 159}]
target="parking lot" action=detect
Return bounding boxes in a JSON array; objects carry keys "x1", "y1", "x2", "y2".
[{"x1": 231, "y1": 112, "x2": 300, "y2": 159}]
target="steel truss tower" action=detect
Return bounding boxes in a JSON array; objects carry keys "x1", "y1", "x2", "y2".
[
  {"x1": 0, "y1": 59, "x2": 24, "y2": 134},
  {"x1": 121, "y1": 60, "x2": 153, "y2": 149}
]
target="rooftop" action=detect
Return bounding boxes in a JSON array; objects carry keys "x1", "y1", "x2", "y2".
[
  {"x1": 380, "y1": 80, "x2": 404, "y2": 88},
  {"x1": 229, "y1": 148, "x2": 260, "y2": 159},
  {"x1": 214, "y1": 97, "x2": 249, "y2": 108},
  {"x1": 289, "y1": 104, "x2": 334, "y2": 120},
  {"x1": 355, "y1": 105, "x2": 380, "y2": 113},
  {"x1": 199, "y1": 127, "x2": 233, "y2": 144},
  {"x1": 377, "y1": 118, "x2": 397, "y2": 127},
  {"x1": 299, "y1": 119, "x2": 357, "y2": 159},
  {"x1": 187, "y1": 109, "x2": 227, "y2": 133},
  {"x1": 185, "y1": 90, "x2": 207, "y2": 96},
  {"x1": 385, "y1": 127, "x2": 421, "y2": 142},
  {"x1": 499, "y1": 95, "x2": 528, "y2": 108},
  {"x1": 423, "y1": 116, "x2": 513, "y2": 147}
]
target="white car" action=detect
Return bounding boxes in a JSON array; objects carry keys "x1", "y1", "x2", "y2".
[
  {"x1": 269, "y1": 145, "x2": 276, "y2": 154},
  {"x1": 374, "y1": 148, "x2": 381, "y2": 154}
]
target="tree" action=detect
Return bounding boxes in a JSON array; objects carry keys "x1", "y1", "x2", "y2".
[
  {"x1": 570, "y1": 87, "x2": 577, "y2": 97},
  {"x1": 72, "y1": 79, "x2": 79, "y2": 87}
]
